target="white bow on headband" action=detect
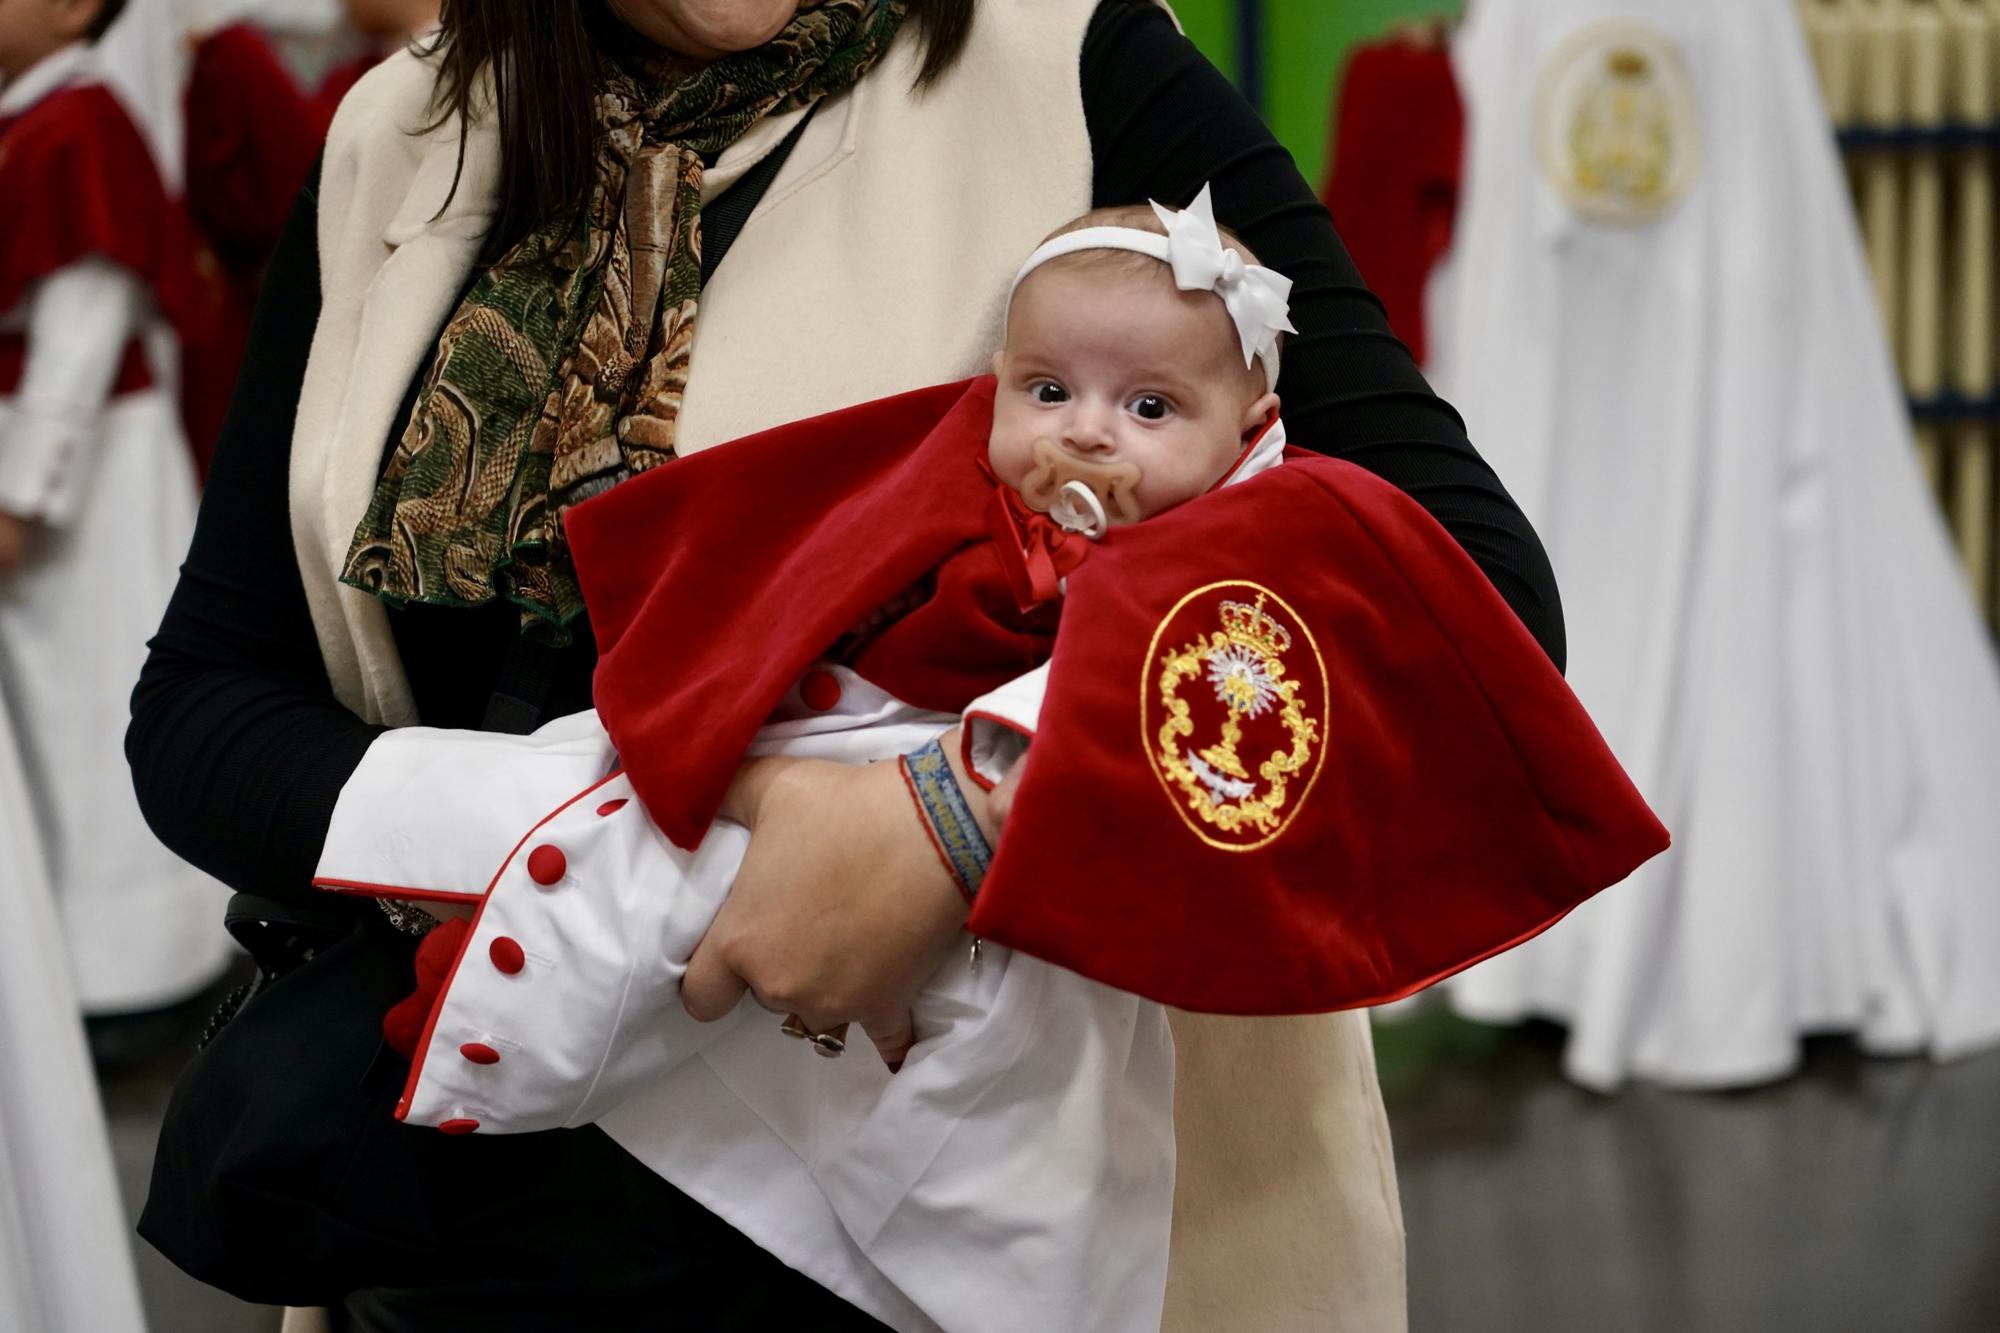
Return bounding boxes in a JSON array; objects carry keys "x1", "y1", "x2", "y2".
[{"x1": 1008, "y1": 184, "x2": 1297, "y2": 389}]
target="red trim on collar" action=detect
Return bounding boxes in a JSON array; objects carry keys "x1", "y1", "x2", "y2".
[{"x1": 1210, "y1": 409, "x2": 1283, "y2": 492}]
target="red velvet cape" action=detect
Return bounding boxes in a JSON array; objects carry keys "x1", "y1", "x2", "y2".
[
  {"x1": 0, "y1": 81, "x2": 214, "y2": 340},
  {"x1": 0, "y1": 79, "x2": 223, "y2": 467},
  {"x1": 572, "y1": 377, "x2": 1052, "y2": 858},
  {"x1": 568, "y1": 378, "x2": 1668, "y2": 1015}
]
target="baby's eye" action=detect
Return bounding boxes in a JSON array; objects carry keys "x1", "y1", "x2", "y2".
[
  {"x1": 1128, "y1": 394, "x2": 1172, "y2": 421},
  {"x1": 1030, "y1": 381, "x2": 1069, "y2": 404}
]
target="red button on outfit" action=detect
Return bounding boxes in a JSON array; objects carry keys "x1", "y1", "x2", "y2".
[
  {"x1": 489, "y1": 936, "x2": 526, "y2": 974},
  {"x1": 439, "y1": 1118, "x2": 480, "y2": 1135},
  {"x1": 596, "y1": 798, "x2": 628, "y2": 817},
  {"x1": 461, "y1": 1042, "x2": 501, "y2": 1065},
  {"x1": 800, "y1": 669, "x2": 842, "y2": 712},
  {"x1": 527, "y1": 844, "x2": 567, "y2": 886}
]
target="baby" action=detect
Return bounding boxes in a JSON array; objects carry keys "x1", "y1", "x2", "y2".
[
  {"x1": 312, "y1": 187, "x2": 1659, "y2": 1331},
  {"x1": 314, "y1": 185, "x2": 1300, "y2": 1330},
  {"x1": 890, "y1": 193, "x2": 1297, "y2": 887}
]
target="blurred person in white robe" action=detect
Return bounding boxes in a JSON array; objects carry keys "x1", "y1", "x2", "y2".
[
  {"x1": 0, "y1": 684, "x2": 146, "y2": 1332},
  {"x1": 0, "y1": 0, "x2": 232, "y2": 1014},
  {"x1": 1425, "y1": 0, "x2": 2000, "y2": 1089}
]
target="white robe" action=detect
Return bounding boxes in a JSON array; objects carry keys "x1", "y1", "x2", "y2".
[
  {"x1": 317, "y1": 678, "x2": 1174, "y2": 1333},
  {"x1": 0, "y1": 679, "x2": 148, "y2": 1332},
  {"x1": 0, "y1": 261, "x2": 232, "y2": 1011},
  {"x1": 1426, "y1": 0, "x2": 2000, "y2": 1089}
]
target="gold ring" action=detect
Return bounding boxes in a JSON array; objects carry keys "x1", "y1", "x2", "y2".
[{"x1": 780, "y1": 1013, "x2": 848, "y2": 1058}]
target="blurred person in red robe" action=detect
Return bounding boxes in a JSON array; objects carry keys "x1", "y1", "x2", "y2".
[
  {"x1": 182, "y1": 5, "x2": 323, "y2": 473},
  {"x1": 178, "y1": 4, "x2": 437, "y2": 471},
  {"x1": 0, "y1": 0, "x2": 233, "y2": 1000},
  {"x1": 1321, "y1": 18, "x2": 1463, "y2": 365}
]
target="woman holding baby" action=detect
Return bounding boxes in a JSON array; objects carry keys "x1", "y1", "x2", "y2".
[{"x1": 130, "y1": 1, "x2": 1569, "y2": 1329}]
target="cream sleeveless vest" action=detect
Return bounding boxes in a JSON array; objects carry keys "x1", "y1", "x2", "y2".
[{"x1": 288, "y1": 6, "x2": 1406, "y2": 1327}]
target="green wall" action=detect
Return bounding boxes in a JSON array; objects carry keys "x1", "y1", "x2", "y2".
[
  {"x1": 1267, "y1": 1, "x2": 1464, "y2": 185},
  {"x1": 1173, "y1": 0, "x2": 1466, "y2": 190},
  {"x1": 1170, "y1": 0, "x2": 1239, "y2": 82}
]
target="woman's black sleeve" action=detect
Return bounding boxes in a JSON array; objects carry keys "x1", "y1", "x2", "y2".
[
  {"x1": 1081, "y1": 0, "x2": 1566, "y2": 668},
  {"x1": 127, "y1": 153, "x2": 386, "y2": 901}
]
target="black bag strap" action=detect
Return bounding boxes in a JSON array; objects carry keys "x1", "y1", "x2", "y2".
[
  {"x1": 481, "y1": 639, "x2": 562, "y2": 734},
  {"x1": 701, "y1": 101, "x2": 818, "y2": 286},
  {"x1": 479, "y1": 102, "x2": 820, "y2": 736}
]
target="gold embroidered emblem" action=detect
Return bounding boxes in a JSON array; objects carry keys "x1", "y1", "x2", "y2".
[
  {"x1": 1142, "y1": 582, "x2": 1328, "y2": 852},
  {"x1": 1535, "y1": 21, "x2": 1700, "y2": 225}
]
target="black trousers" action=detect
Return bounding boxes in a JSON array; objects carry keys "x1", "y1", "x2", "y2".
[
  {"x1": 142, "y1": 911, "x2": 887, "y2": 1331},
  {"x1": 334, "y1": 1065, "x2": 890, "y2": 1332}
]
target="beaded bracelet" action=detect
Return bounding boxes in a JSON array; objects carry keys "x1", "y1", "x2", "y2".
[
  {"x1": 898, "y1": 736, "x2": 993, "y2": 903},
  {"x1": 378, "y1": 897, "x2": 439, "y2": 936}
]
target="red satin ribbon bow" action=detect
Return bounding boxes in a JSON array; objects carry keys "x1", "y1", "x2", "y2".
[{"x1": 984, "y1": 468, "x2": 1095, "y2": 612}]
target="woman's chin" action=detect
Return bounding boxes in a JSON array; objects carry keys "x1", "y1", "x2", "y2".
[{"x1": 609, "y1": 0, "x2": 804, "y2": 60}]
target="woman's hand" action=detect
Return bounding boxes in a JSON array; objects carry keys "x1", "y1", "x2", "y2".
[
  {"x1": 0, "y1": 511, "x2": 39, "y2": 577},
  {"x1": 685, "y1": 752, "x2": 976, "y2": 1065}
]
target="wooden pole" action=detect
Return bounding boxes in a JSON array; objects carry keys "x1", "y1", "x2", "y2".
[
  {"x1": 1908, "y1": 2, "x2": 1951, "y2": 491},
  {"x1": 1858, "y1": 0, "x2": 1908, "y2": 353},
  {"x1": 1802, "y1": 0, "x2": 1862, "y2": 119},
  {"x1": 1950, "y1": 0, "x2": 1997, "y2": 613}
]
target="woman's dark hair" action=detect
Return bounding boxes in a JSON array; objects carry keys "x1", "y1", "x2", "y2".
[{"x1": 425, "y1": 1, "x2": 976, "y2": 258}]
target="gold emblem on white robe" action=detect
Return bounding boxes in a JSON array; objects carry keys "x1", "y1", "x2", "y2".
[{"x1": 1536, "y1": 21, "x2": 1702, "y2": 225}]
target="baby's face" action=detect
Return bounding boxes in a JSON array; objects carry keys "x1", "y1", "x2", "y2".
[{"x1": 990, "y1": 262, "x2": 1279, "y2": 526}]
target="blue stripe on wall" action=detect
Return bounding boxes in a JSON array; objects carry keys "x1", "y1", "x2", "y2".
[{"x1": 1234, "y1": 0, "x2": 1264, "y2": 116}]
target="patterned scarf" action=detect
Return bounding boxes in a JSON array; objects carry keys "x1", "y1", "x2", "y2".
[{"x1": 342, "y1": 1, "x2": 906, "y2": 639}]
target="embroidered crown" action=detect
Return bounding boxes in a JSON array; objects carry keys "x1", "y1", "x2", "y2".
[{"x1": 1218, "y1": 595, "x2": 1291, "y2": 658}]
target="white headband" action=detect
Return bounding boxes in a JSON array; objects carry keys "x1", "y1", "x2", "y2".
[{"x1": 1007, "y1": 184, "x2": 1296, "y2": 390}]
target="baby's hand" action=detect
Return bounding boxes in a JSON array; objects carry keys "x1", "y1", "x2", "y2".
[{"x1": 988, "y1": 756, "x2": 1024, "y2": 829}]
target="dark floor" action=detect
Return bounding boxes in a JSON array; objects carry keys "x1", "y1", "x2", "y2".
[
  {"x1": 1384, "y1": 1013, "x2": 2000, "y2": 1333},
  {"x1": 95, "y1": 983, "x2": 2000, "y2": 1333}
]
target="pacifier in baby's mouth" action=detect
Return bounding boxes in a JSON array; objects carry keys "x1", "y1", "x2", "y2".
[{"x1": 1018, "y1": 437, "x2": 1145, "y2": 538}]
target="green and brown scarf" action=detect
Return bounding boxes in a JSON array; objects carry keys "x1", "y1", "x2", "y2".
[{"x1": 341, "y1": 1, "x2": 906, "y2": 640}]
